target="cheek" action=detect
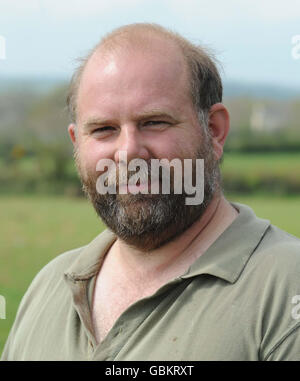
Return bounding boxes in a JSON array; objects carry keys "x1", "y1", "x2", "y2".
[
  {"x1": 75, "y1": 150, "x2": 99, "y2": 180},
  {"x1": 79, "y1": 139, "x2": 114, "y2": 170},
  {"x1": 151, "y1": 133, "x2": 201, "y2": 160}
]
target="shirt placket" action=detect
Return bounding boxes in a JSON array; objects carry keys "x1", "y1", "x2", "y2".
[{"x1": 64, "y1": 273, "x2": 98, "y2": 359}]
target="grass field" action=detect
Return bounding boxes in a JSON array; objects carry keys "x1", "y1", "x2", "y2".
[
  {"x1": 1, "y1": 194, "x2": 300, "y2": 355},
  {"x1": 222, "y1": 152, "x2": 300, "y2": 174}
]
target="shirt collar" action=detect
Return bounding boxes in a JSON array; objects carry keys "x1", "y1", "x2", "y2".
[
  {"x1": 64, "y1": 229, "x2": 117, "y2": 281},
  {"x1": 64, "y1": 202, "x2": 270, "y2": 284},
  {"x1": 180, "y1": 202, "x2": 270, "y2": 283}
]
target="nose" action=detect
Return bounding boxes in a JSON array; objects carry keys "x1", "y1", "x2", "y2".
[{"x1": 114, "y1": 124, "x2": 151, "y2": 164}]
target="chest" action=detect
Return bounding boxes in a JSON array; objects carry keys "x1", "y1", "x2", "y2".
[
  {"x1": 90, "y1": 274, "x2": 257, "y2": 360},
  {"x1": 91, "y1": 271, "x2": 160, "y2": 344}
]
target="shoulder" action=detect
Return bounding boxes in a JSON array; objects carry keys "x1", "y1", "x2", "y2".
[
  {"x1": 0, "y1": 244, "x2": 89, "y2": 360},
  {"x1": 253, "y1": 224, "x2": 300, "y2": 273},
  {"x1": 28, "y1": 245, "x2": 87, "y2": 290},
  {"x1": 15, "y1": 244, "x2": 90, "y2": 314},
  {"x1": 245, "y1": 224, "x2": 300, "y2": 359},
  {"x1": 244, "y1": 223, "x2": 300, "y2": 292}
]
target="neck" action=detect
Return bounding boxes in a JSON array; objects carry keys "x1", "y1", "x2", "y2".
[{"x1": 109, "y1": 193, "x2": 238, "y2": 284}]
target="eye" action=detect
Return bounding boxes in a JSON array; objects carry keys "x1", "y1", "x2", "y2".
[
  {"x1": 143, "y1": 121, "x2": 169, "y2": 127},
  {"x1": 93, "y1": 126, "x2": 115, "y2": 132},
  {"x1": 91, "y1": 126, "x2": 116, "y2": 137}
]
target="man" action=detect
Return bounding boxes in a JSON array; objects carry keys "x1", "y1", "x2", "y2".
[{"x1": 2, "y1": 23, "x2": 300, "y2": 361}]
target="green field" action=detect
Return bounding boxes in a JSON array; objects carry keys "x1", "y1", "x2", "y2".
[
  {"x1": 1, "y1": 194, "x2": 300, "y2": 355},
  {"x1": 222, "y1": 152, "x2": 300, "y2": 174}
]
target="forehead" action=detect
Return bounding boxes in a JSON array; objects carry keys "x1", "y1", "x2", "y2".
[
  {"x1": 77, "y1": 37, "x2": 191, "y2": 117},
  {"x1": 84, "y1": 33, "x2": 188, "y2": 80}
]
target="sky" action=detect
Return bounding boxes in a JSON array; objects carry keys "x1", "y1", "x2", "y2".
[{"x1": 0, "y1": 0, "x2": 300, "y2": 88}]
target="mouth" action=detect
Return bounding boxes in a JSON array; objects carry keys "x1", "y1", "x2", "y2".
[
  {"x1": 118, "y1": 180, "x2": 160, "y2": 194},
  {"x1": 118, "y1": 182, "x2": 149, "y2": 194}
]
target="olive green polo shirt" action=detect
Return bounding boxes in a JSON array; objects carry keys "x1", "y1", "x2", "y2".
[{"x1": 2, "y1": 202, "x2": 300, "y2": 361}]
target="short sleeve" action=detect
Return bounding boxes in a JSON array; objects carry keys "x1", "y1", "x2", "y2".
[{"x1": 264, "y1": 324, "x2": 300, "y2": 361}]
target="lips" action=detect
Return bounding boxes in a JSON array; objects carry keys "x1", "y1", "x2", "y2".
[
  {"x1": 128, "y1": 182, "x2": 149, "y2": 193},
  {"x1": 118, "y1": 179, "x2": 162, "y2": 194},
  {"x1": 118, "y1": 182, "x2": 149, "y2": 194}
]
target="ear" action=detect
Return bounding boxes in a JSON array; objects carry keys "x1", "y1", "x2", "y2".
[
  {"x1": 68, "y1": 123, "x2": 77, "y2": 145},
  {"x1": 208, "y1": 103, "x2": 230, "y2": 161}
]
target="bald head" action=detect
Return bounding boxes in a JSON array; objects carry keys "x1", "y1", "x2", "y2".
[
  {"x1": 67, "y1": 23, "x2": 223, "y2": 125},
  {"x1": 95, "y1": 23, "x2": 183, "y2": 54}
]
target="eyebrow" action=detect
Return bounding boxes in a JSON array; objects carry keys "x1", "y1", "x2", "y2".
[
  {"x1": 82, "y1": 109, "x2": 179, "y2": 129},
  {"x1": 136, "y1": 110, "x2": 178, "y2": 122},
  {"x1": 83, "y1": 117, "x2": 116, "y2": 130}
]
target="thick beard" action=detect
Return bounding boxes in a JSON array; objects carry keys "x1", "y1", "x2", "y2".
[{"x1": 75, "y1": 134, "x2": 221, "y2": 252}]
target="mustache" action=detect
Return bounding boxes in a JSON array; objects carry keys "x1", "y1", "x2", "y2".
[
  {"x1": 98, "y1": 157, "x2": 204, "y2": 192},
  {"x1": 105, "y1": 161, "x2": 158, "y2": 188}
]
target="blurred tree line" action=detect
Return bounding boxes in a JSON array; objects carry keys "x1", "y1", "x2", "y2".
[
  {"x1": 0, "y1": 84, "x2": 80, "y2": 195},
  {"x1": 224, "y1": 97, "x2": 300, "y2": 152},
  {"x1": 0, "y1": 82, "x2": 300, "y2": 196}
]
